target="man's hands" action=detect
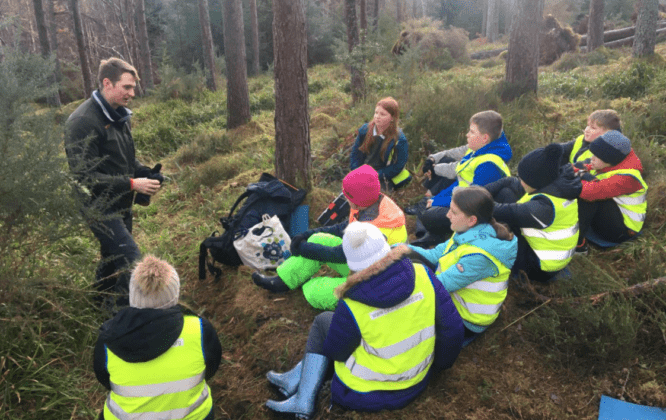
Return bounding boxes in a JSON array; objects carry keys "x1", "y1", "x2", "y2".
[{"x1": 132, "y1": 178, "x2": 161, "y2": 195}]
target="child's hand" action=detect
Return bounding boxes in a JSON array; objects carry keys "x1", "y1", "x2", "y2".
[{"x1": 426, "y1": 199, "x2": 433, "y2": 209}]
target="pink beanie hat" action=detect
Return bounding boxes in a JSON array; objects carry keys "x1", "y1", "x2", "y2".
[{"x1": 342, "y1": 165, "x2": 381, "y2": 207}]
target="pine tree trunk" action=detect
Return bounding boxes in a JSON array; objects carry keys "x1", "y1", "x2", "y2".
[
  {"x1": 633, "y1": 0, "x2": 659, "y2": 57},
  {"x1": 360, "y1": 0, "x2": 367, "y2": 42},
  {"x1": 249, "y1": 0, "x2": 260, "y2": 74},
  {"x1": 587, "y1": 0, "x2": 605, "y2": 52},
  {"x1": 33, "y1": 0, "x2": 61, "y2": 106},
  {"x1": 136, "y1": 0, "x2": 154, "y2": 92},
  {"x1": 481, "y1": 0, "x2": 488, "y2": 37},
  {"x1": 396, "y1": 0, "x2": 402, "y2": 23},
  {"x1": 70, "y1": 0, "x2": 93, "y2": 97},
  {"x1": 345, "y1": 0, "x2": 365, "y2": 104},
  {"x1": 372, "y1": 0, "x2": 379, "y2": 31},
  {"x1": 223, "y1": 0, "x2": 251, "y2": 129},
  {"x1": 486, "y1": 0, "x2": 499, "y2": 42},
  {"x1": 198, "y1": 0, "x2": 217, "y2": 90},
  {"x1": 502, "y1": 0, "x2": 543, "y2": 102},
  {"x1": 272, "y1": 0, "x2": 311, "y2": 190},
  {"x1": 504, "y1": 0, "x2": 515, "y2": 33},
  {"x1": 47, "y1": 0, "x2": 62, "y2": 85}
]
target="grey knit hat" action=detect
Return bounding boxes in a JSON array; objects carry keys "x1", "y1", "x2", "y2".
[
  {"x1": 129, "y1": 255, "x2": 180, "y2": 309},
  {"x1": 589, "y1": 130, "x2": 631, "y2": 166}
]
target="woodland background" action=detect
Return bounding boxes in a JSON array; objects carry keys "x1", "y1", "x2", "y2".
[{"x1": 1, "y1": 0, "x2": 666, "y2": 419}]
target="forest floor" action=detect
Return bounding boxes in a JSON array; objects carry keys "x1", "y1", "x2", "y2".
[{"x1": 76, "y1": 43, "x2": 666, "y2": 419}]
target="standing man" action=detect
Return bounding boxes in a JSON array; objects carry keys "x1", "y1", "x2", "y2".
[{"x1": 65, "y1": 58, "x2": 161, "y2": 311}]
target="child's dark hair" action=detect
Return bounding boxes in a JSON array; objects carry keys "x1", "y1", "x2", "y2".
[{"x1": 452, "y1": 186, "x2": 514, "y2": 241}]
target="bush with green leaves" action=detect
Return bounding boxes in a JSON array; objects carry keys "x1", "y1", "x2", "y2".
[
  {"x1": 600, "y1": 61, "x2": 658, "y2": 100},
  {"x1": 554, "y1": 47, "x2": 619, "y2": 72},
  {"x1": 392, "y1": 18, "x2": 469, "y2": 71}
]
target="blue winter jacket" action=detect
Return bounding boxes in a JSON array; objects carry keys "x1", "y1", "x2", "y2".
[
  {"x1": 431, "y1": 132, "x2": 512, "y2": 208},
  {"x1": 408, "y1": 223, "x2": 518, "y2": 333},
  {"x1": 322, "y1": 245, "x2": 464, "y2": 412},
  {"x1": 350, "y1": 123, "x2": 409, "y2": 182}
]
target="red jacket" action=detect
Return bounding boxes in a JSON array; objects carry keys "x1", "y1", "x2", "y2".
[{"x1": 578, "y1": 150, "x2": 644, "y2": 201}]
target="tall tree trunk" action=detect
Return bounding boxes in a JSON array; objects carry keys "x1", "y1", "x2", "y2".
[
  {"x1": 502, "y1": 0, "x2": 543, "y2": 102},
  {"x1": 411, "y1": 0, "x2": 417, "y2": 18},
  {"x1": 633, "y1": 0, "x2": 659, "y2": 57},
  {"x1": 481, "y1": 0, "x2": 488, "y2": 37},
  {"x1": 136, "y1": 0, "x2": 154, "y2": 92},
  {"x1": 587, "y1": 0, "x2": 605, "y2": 52},
  {"x1": 223, "y1": 0, "x2": 251, "y2": 129},
  {"x1": 47, "y1": 0, "x2": 61, "y2": 85},
  {"x1": 504, "y1": 0, "x2": 516, "y2": 34},
  {"x1": 486, "y1": 0, "x2": 499, "y2": 42},
  {"x1": 70, "y1": 0, "x2": 92, "y2": 97},
  {"x1": 272, "y1": 0, "x2": 311, "y2": 190},
  {"x1": 345, "y1": 0, "x2": 365, "y2": 104},
  {"x1": 198, "y1": 0, "x2": 217, "y2": 90},
  {"x1": 33, "y1": 0, "x2": 61, "y2": 106},
  {"x1": 249, "y1": 0, "x2": 260, "y2": 74},
  {"x1": 372, "y1": 0, "x2": 379, "y2": 31},
  {"x1": 396, "y1": 0, "x2": 402, "y2": 23},
  {"x1": 360, "y1": 0, "x2": 367, "y2": 43}
]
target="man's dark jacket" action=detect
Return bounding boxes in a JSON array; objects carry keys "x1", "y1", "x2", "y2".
[{"x1": 65, "y1": 91, "x2": 150, "y2": 214}]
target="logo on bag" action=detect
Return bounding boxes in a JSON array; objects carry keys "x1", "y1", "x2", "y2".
[{"x1": 256, "y1": 236, "x2": 291, "y2": 263}]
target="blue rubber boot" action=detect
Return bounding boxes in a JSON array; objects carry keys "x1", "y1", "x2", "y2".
[
  {"x1": 266, "y1": 353, "x2": 329, "y2": 419},
  {"x1": 267, "y1": 360, "x2": 302, "y2": 397}
]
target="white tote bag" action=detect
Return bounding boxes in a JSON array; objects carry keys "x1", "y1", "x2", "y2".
[{"x1": 233, "y1": 214, "x2": 292, "y2": 271}]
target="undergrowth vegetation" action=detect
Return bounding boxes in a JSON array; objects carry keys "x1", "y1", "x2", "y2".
[{"x1": 4, "y1": 30, "x2": 666, "y2": 420}]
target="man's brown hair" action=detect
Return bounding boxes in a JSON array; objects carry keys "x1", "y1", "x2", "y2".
[
  {"x1": 470, "y1": 110, "x2": 503, "y2": 141},
  {"x1": 97, "y1": 58, "x2": 139, "y2": 88},
  {"x1": 588, "y1": 109, "x2": 621, "y2": 131}
]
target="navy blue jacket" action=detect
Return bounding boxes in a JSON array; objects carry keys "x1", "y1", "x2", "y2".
[
  {"x1": 350, "y1": 123, "x2": 409, "y2": 182},
  {"x1": 322, "y1": 245, "x2": 464, "y2": 412}
]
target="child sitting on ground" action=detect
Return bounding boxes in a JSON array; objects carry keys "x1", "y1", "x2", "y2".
[
  {"x1": 559, "y1": 109, "x2": 621, "y2": 166},
  {"x1": 408, "y1": 186, "x2": 517, "y2": 345},
  {"x1": 574, "y1": 130, "x2": 647, "y2": 253},
  {"x1": 412, "y1": 110, "x2": 512, "y2": 247},
  {"x1": 263, "y1": 222, "x2": 463, "y2": 418},
  {"x1": 484, "y1": 144, "x2": 582, "y2": 282},
  {"x1": 252, "y1": 165, "x2": 407, "y2": 310}
]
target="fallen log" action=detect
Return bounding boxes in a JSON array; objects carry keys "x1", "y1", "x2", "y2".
[
  {"x1": 580, "y1": 26, "x2": 666, "y2": 51},
  {"x1": 470, "y1": 47, "x2": 507, "y2": 60},
  {"x1": 579, "y1": 21, "x2": 666, "y2": 46}
]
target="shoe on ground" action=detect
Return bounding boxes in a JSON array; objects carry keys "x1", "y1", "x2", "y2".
[
  {"x1": 575, "y1": 239, "x2": 588, "y2": 256},
  {"x1": 252, "y1": 272, "x2": 290, "y2": 293}
]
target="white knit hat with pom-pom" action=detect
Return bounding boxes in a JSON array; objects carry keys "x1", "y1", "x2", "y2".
[
  {"x1": 129, "y1": 255, "x2": 180, "y2": 309},
  {"x1": 342, "y1": 222, "x2": 391, "y2": 272}
]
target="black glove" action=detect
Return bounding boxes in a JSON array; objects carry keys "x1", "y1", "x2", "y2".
[
  {"x1": 134, "y1": 163, "x2": 163, "y2": 206},
  {"x1": 422, "y1": 158, "x2": 434, "y2": 174},
  {"x1": 579, "y1": 171, "x2": 596, "y2": 182},
  {"x1": 290, "y1": 230, "x2": 314, "y2": 256}
]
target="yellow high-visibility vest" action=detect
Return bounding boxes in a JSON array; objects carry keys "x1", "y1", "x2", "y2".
[
  {"x1": 456, "y1": 150, "x2": 510, "y2": 188},
  {"x1": 517, "y1": 193, "x2": 579, "y2": 272},
  {"x1": 335, "y1": 264, "x2": 436, "y2": 392},
  {"x1": 569, "y1": 134, "x2": 594, "y2": 164},
  {"x1": 435, "y1": 235, "x2": 510, "y2": 327},
  {"x1": 594, "y1": 168, "x2": 647, "y2": 233},
  {"x1": 104, "y1": 315, "x2": 213, "y2": 420}
]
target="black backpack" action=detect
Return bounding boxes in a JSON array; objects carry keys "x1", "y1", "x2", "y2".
[{"x1": 199, "y1": 173, "x2": 306, "y2": 281}]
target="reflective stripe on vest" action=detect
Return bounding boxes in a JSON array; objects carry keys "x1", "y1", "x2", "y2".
[
  {"x1": 456, "y1": 150, "x2": 510, "y2": 188},
  {"x1": 435, "y1": 235, "x2": 509, "y2": 326},
  {"x1": 517, "y1": 194, "x2": 579, "y2": 272},
  {"x1": 569, "y1": 134, "x2": 594, "y2": 164},
  {"x1": 103, "y1": 315, "x2": 212, "y2": 420},
  {"x1": 334, "y1": 264, "x2": 436, "y2": 392},
  {"x1": 594, "y1": 168, "x2": 648, "y2": 232}
]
